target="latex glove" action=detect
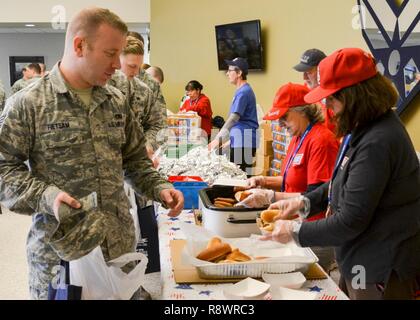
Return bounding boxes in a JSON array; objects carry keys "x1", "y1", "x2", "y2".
[
  {"x1": 221, "y1": 140, "x2": 230, "y2": 150},
  {"x1": 208, "y1": 139, "x2": 220, "y2": 151},
  {"x1": 260, "y1": 220, "x2": 300, "y2": 244},
  {"x1": 160, "y1": 189, "x2": 184, "y2": 217},
  {"x1": 236, "y1": 188, "x2": 275, "y2": 208},
  {"x1": 268, "y1": 196, "x2": 307, "y2": 220},
  {"x1": 247, "y1": 176, "x2": 266, "y2": 189}
]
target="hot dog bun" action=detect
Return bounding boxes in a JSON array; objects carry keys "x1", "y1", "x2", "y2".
[
  {"x1": 214, "y1": 200, "x2": 234, "y2": 207},
  {"x1": 262, "y1": 223, "x2": 274, "y2": 232},
  {"x1": 196, "y1": 243, "x2": 232, "y2": 262},
  {"x1": 214, "y1": 197, "x2": 236, "y2": 204},
  {"x1": 206, "y1": 237, "x2": 222, "y2": 249},
  {"x1": 225, "y1": 248, "x2": 251, "y2": 262},
  {"x1": 234, "y1": 191, "x2": 251, "y2": 202},
  {"x1": 260, "y1": 209, "x2": 280, "y2": 223}
]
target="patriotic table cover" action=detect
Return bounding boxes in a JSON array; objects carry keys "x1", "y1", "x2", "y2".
[{"x1": 157, "y1": 207, "x2": 349, "y2": 300}]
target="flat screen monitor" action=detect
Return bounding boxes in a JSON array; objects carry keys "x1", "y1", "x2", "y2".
[{"x1": 215, "y1": 19, "x2": 263, "y2": 71}]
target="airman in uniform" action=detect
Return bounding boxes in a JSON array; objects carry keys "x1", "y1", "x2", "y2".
[
  {"x1": 126, "y1": 31, "x2": 168, "y2": 123},
  {"x1": 110, "y1": 36, "x2": 166, "y2": 152},
  {"x1": 0, "y1": 7, "x2": 183, "y2": 299}
]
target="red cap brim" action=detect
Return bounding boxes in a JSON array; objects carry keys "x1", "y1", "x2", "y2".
[
  {"x1": 304, "y1": 86, "x2": 341, "y2": 104},
  {"x1": 263, "y1": 107, "x2": 288, "y2": 121}
]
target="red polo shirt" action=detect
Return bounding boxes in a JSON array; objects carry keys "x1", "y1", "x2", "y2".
[
  {"x1": 180, "y1": 94, "x2": 213, "y2": 136},
  {"x1": 281, "y1": 123, "x2": 339, "y2": 220}
]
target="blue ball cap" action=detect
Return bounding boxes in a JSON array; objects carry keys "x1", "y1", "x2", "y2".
[{"x1": 225, "y1": 57, "x2": 249, "y2": 75}]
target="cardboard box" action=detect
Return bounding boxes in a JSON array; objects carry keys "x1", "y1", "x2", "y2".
[
  {"x1": 270, "y1": 167, "x2": 282, "y2": 177},
  {"x1": 255, "y1": 154, "x2": 273, "y2": 170},
  {"x1": 274, "y1": 150, "x2": 286, "y2": 161},
  {"x1": 271, "y1": 159, "x2": 283, "y2": 170},
  {"x1": 259, "y1": 121, "x2": 273, "y2": 141},
  {"x1": 272, "y1": 141, "x2": 287, "y2": 153},
  {"x1": 252, "y1": 167, "x2": 270, "y2": 176},
  {"x1": 257, "y1": 139, "x2": 274, "y2": 157}
]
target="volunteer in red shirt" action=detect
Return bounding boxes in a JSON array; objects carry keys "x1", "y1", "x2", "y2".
[
  {"x1": 240, "y1": 83, "x2": 339, "y2": 221},
  {"x1": 293, "y1": 48, "x2": 336, "y2": 134},
  {"x1": 180, "y1": 80, "x2": 213, "y2": 138},
  {"x1": 238, "y1": 83, "x2": 339, "y2": 272}
]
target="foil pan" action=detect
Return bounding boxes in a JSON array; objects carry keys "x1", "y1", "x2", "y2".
[{"x1": 157, "y1": 146, "x2": 247, "y2": 185}]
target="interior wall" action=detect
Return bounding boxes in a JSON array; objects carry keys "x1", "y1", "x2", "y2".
[
  {"x1": 0, "y1": 0, "x2": 150, "y2": 23},
  {"x1": 0, "y1": 30, "x2": 150, "y2": 96},
  {"x1": 150, "y1": 0, "x2": 420, "y2": 150}
]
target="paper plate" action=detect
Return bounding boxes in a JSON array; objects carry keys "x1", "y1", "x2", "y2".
[
  {"x1": 223, "y1": 277, "x2": 270, "y2": 300},
  {"x1": 270, "y1": 286, "x2": 318, "y2": 300},
  {"x1": 262, "y1": 272, "x2": 306, "y2": 289}
]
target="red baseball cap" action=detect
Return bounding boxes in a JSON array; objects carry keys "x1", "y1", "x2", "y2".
[
  {"x1": 263, "y1": 83, "x2": 310, "y2": 120},
  {"x1": 304, "y1": 48, "x2": 378, "y2": 104}
]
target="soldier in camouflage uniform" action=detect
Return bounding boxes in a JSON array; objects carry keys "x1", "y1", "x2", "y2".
[
  {"x1": 117, "y1": 36, "x2": 167, "y2": 271},
  {"x1": 127, "y1": 32, "x2": 168, "y2": 129},
  {"x1": 21, "y1": 63, "x2": 43, "y2": 89},
  {"x1": 10, "y1": 74, "x2": 29, "y2": 95},
  {"x1": 10, "y1": 63, "x2": 41, "y2": 94},
  {"x1": 138, "y1": 66, "x2": 167, "y2": 123},
  {"x1": 116, "y1": 36, "x2": 167, "y2": 152},
  {"x1": 0, "y1": 7, "x2": 184, "y2": 299},
  {"x1": 109, "y1": 70, "x2": 162, "y2": 150}
]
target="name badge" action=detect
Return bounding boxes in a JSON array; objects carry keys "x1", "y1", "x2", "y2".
[
  {"x1": 340, "y1": 156, "x2": 349, "y2": 170},
  {"x1": 293, "y1": 153, "x2": 303, "y2": 165}
]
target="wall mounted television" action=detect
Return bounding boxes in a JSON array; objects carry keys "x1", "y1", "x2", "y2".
[{"x1": 215, "y1": 19, "x2": 263, "y2": 71}]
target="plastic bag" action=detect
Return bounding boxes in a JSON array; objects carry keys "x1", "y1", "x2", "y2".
[{"x1": 69, "y1": 246, "x2": 148, "y2": 300}]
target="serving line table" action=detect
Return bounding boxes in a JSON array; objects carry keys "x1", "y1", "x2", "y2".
[{"x1": 156, "y1": 207, "x2": 349, "y2": 300}]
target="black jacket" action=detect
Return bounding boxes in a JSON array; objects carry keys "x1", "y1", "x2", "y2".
[{"x1": 301, "y1": 111, "x2": 420, "y2": 283}]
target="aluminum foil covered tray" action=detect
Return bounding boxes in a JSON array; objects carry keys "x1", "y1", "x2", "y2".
[{"x1": 158, "y1": 146, "x2": 247, "y2": 185}]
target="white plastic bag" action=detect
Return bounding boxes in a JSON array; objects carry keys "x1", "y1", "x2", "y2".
[{"x1": 69, "y1": 246, "x2": 148, "y2": 300}]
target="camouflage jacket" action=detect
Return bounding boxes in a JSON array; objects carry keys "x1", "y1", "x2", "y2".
[
  {"x1": 137, "y1": 69, "x2": 167, "y2": 131},
  {"x1": 109, "y1": 70, "x2": 166, "y2": 150},
  {"x1": 0, "y1": 63, "x2": 173, "y2": 261},
  {"x1": 10, "y1": 78, "x2": 28, "y2": 95}
]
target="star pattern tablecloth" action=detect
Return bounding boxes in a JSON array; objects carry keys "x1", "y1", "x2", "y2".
[{"x1": 156, "y1": 208, "x2": 349, "y2": 300}]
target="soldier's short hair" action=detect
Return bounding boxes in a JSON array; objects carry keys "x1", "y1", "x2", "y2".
[
  {"x1": 122, "y1": 36, "x2": 144, "y2": 56},
  {"x1": 127, "y1": 31, "x2": 144, "y2": 44},
  {"x1": 27, "y1": 63, "x2": 41, "y2": 75},
  {"x1": 148, "y1": 66, "x2": 164, "y2": 84},
  {"x1": 67, "y1": 7, "x2": 127, "y2": 45},
  {"x1": 38, "y1": 63, "x2": 46, "y2": 73}
]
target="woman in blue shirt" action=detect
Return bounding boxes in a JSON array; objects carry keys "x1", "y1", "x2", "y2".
[{"x1": 209, "y1": 58, "x2": 259, "y2": 176}]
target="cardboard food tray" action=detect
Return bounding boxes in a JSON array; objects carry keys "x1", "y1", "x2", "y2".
[{"x1": 170, "y1": 240, "x2": 327, "y2": 284}]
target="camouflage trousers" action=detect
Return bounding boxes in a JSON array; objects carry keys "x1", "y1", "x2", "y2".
[
  {"x1": 27, "y1": 243, "x2": 139, "y2": 300},
  {"x1": 26, "y1": 211, "x2": 137, "y2": 300},
  {"x1": 27, "y1": 214, "x2": 61, "y2": 300},
  {"x1": 27, "y1": 246, "x2": 61, "y2": 300}
]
